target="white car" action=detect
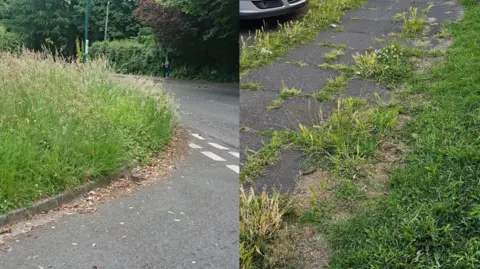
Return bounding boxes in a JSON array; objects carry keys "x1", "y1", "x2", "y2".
[{"x1": 240, "y1": 0, "x2": 308, "y2": 20}]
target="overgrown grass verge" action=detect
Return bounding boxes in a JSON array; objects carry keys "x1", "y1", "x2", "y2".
[
  {"x1": 240, "y1": 0, "x2": 366, "y2": 75},
  {"x1": 0, "y1": 51, "x2": 176, "y2": 213},
  {"x1": 328, "y1": 3, "x2": 480, "y2": 267}
]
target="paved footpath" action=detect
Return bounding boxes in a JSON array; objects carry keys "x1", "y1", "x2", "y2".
[
  {"x1": 0, "y1": 80, "x2": 240, "y2": 268},
  {"x1": 240, "y1": 0, "x2": 464, "y2": 193}
]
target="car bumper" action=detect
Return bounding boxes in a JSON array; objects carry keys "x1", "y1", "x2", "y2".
[{"x1": 240, "y1": 0, "x2": 308, "y2": 20}]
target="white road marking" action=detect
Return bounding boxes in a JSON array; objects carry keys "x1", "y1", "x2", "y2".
[
  {"x1": 208, "y1": 142, "x2": 229, "y2": 150},
  {"x1": 191, "y1": 133, "x2": 205, "y2": 140},
  {"x1": 229, "y1": 152, "x2": 239, "y2": 158},
  {"x1": 189, "y1": 143, "x2": 202, "y2": 149},
  {"x1": 201, "y1": 151, "x2": 226, "y2": 161},
  {"x1": 226, "y1": 165, "x2": 239, "y2": 174}
]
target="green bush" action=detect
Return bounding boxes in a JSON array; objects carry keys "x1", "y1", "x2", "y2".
[
  {"x1": 90, "y1": 36, "x2": 237, "y2": 82},
  {"x1": 0, "y1": 50, "x2": 176, "y2": 213},
  {"x1": 0, "y1": 24, "x2": 22, "y2": 53},
  {"x1": 90, "y1": 39, "x2": 164, "y2": 76}
]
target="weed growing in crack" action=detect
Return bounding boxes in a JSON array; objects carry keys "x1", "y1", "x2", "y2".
[
  {"x1": 285, "y1": 61, "x2": 308, "y2": 67},
  {"x1": 434, "y1": 26, "x2": 453, "y2": 39},
  {"x1": 334, "y1": 25, "x2": 345, "y2": 32},
  {"x1": 317, "y1": 41, "x2": 348, "y2": 49},
  {"x1": 315, "y1": 74, "x2": 349, "y2": 102},
  {"x1": 269, "y1": 85, "x2": 307, "y2": 110},
  {"x1": 325, "y1": 48, "x2": 346, "y2": 62},
  {"x1": 279, "y1": 87, "x2": 304, "y2": 99},
  {"x1": 240, "y1": 131, "x2": 292, "y2": 183},
  {"x1": 241, "y1": 82, "x2": 261, "y2": 91},
  {"x1": 319, "y1": 63, "x2": 356, "y2": 74},
  {"x1": 395, "y1": 6, "x2": 433, "y2": 39}
]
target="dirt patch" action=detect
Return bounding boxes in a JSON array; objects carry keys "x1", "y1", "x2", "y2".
[
  {"x1": 294, "y1": 171, "x2": 335, "y2": 210},
  {"x1": 268, "y1": 223, "x2": 330, "y2": 269},
  {"x1": 0, "y1": 125, "x2": 190, "y2": 244},
  {"x1": 262, "y1": 170, "x2": 336, "y2": 268}
]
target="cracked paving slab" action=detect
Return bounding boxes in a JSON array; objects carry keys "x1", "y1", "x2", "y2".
[
  {"x1": 241, "y1": 63, "x2": 338, "y2": 94},
  {"x1": 251, "y1": 148, "x2": 305, "y2": 194}
]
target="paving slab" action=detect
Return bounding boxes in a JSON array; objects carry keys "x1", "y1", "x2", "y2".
[
  {"x1": 344, "y1": 79, "x2": 391, "y2": 101},
  {"x1": 241, "y1": 63, "x2": 338, "y2": 94},
  {"x1": 239, "y1": 130, "x2": 270, "y2": 165},
  {"x1": 315, "y1": 31, "x2": 382, "y2": 50},
  {"x1": 241, "y1": 93, "x2": 324, "y2": 131},
  {"x1": 342, "y1": 18, "x2": 402, "y2": 35},
  {"x1": 345, "y1": 1, "x2": 431, "y2": 21},
  {"x1": 285, "y1": 43, "x2": 333, "y2": 66},
  {"x1": 428, "y1": 3, "x2": 465, "y2": 23},
  {"x1": 253, "y1": 148, "x2": 305, "y2": 194}
]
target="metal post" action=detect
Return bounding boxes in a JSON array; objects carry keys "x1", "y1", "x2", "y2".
[
  {"x1": 104, "y1": 1, "x2": 110, "y2": 41},
  {"x1": 83, "y1": 0, "x2": 90, "y2": 62}
]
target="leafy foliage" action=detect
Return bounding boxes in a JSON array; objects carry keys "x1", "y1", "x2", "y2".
[
  {"x1": 90, "y1": 38, "x2": 163, "y2": 76},
  {"x1": 74, "y1": 0, "x2": 142, "y2": 42},
  {"x1": 134, "y1": 0, "x2": 238, "y2": 80},
  {"x1": 0, "y1": 24, "x2": 21, "y2": 53}
]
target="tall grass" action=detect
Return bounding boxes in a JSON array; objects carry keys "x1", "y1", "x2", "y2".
[
  {"x1": 240, "y1": 186, "x2": 284, "y2": 269},
  {"x1": 0, "y1": 51, "x2": 176, "y2": 213}
]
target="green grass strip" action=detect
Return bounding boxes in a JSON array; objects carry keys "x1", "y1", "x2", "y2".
[{"x1": 328, "y1": 3, "x2": 480, "y2": 267}]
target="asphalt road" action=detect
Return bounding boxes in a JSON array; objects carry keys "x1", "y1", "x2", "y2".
[
  {"x1": 0, "y1": 79, "x2": 240, "y2": 269},
  {"x1": 162, "y1": 79, "x2": 239, "y2": 148}
]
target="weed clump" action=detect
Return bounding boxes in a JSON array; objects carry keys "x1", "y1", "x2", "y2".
[
  {"x1": 354, "y1": 42, "x2": 412, "y2": 88},
  {"x1": 395, "y1": 6, "x2": 432, "y2": 39},
  {"x1": 297, "y1": 97, "x2": 399, "y2": 177},
  {"x1": 240, "y1": 187, "x2": 285, "y2": 269}
]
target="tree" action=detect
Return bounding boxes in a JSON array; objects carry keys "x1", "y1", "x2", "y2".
[
  {"x1": 1, "y1": 0, "x2": 141, "y2": 58},
  {"x1": 1, "y1": 0, "x2": 77, "y2": 56},
  {"x1": 134, "y1": 0, "x2": 238, "y2": 74},
  {"x1": 74, "y1": 0, "x2": 141, "y2": 42}
]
